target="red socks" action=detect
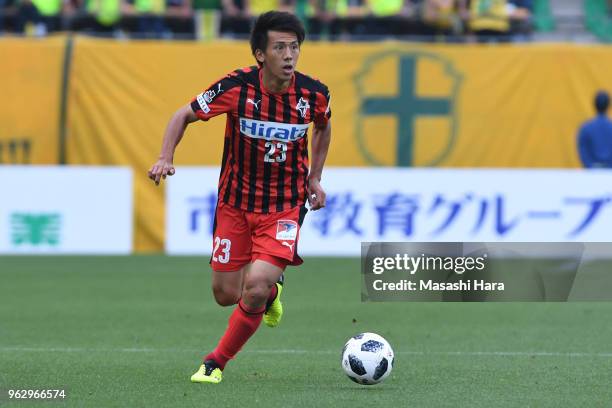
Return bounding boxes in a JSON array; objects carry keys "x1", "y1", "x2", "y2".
[
  {"x1": 205, "y1": 300, "x2": 265, "y2": 370},
  {"x1": 205, "y1": 284, "x2": 279, "y2": 370}
]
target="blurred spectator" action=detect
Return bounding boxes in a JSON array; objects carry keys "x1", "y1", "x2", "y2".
[
  {"x1": 508, "y1": 0, "x2": 531, "y2": 18},
  {"x1": 219, "y1": 0, "x2": 252, "y2": 36},
  {"x1": 277, "y1": 0, "x2": 293, "y2": 12},
  {"x1": 0, "y1": 0, "x2": 6, "y2": 32},
  {"x1": 15, "y1": 0, "x2": 63, "y2": 34},
  {"x1": 71, "y1": 0, "x2": 195, "y2": 38},
  {"x1": 365, "y1": 0, "x2": 416, "y2": 37},
  {"x1": 166, "y1": 0, "x2": 192, "y2": 18},
  {"x1": 368, "y1": 0, "x2": 412, "y2": 18},
  {"x1": 507, "y1": 0, "x2": 532, "y2": 38},
  {"x1": 421, "y1": 0, "x2": 467, "y2": 37},
  {"x1": 130, "y1": 0, "x2": 167, "y2": 38},
  {"x1": 219, "y1": 0, "x2": 293, "y2": 37},
  {"x1": 60, "y1": 0, "x2": 83, "y2": 31},
  {"x1": 69, "y1": 0, "x2": 124, "y2": 36},
  {"x1": 250, "y1": 0, "x2": 277, "y2": 14},
  {"x1": 15, "y1": 0, "x2": 42, "y2": 34},
  {"x1": 468, "y1": 0, "x2": 510, "y2": 42},
  {"x1": 307, "y1": 0, "x2": 369, "y2": 39},
  {"x1": 577, "y1": 91, "x2": 612, "y2": 168},
  {"x1": 308, "y1": 0, "x2": 425, "y2": 40},
  {"x1": 165, "y1": 0, "x2": 195, "y2": 38}
]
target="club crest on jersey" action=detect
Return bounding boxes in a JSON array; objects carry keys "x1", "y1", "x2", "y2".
[
  {"x1": 296, "y1": 97, "x2": 310, "y2": 119},
  {"x1": 239, "y1": 118, "x2": 310, "y2": 142},
  {"x1": 202, "y1": 82, "x2": 224, "y2": 104},
  {"x1": 276, "y1": 220, "x2": 298, "y2": 241}
]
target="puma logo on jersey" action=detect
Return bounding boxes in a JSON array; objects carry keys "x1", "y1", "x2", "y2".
[
  {"x1": 247, "y1": 98, "x2": 261, "y2": 110},
  {"x1": 282, "y1": 241, "x2": 295, "y2": 253}
]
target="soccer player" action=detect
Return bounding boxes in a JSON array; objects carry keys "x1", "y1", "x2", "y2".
[{"x1": 147, "y1": 11, "x2": 332, "y2": 384}]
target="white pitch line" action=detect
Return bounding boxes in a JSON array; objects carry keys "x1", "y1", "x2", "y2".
[{"x1": 1, "y1": 346, "x2": 612, "y2": 358}]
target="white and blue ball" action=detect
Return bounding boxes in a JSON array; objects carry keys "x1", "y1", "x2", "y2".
[{"x1": 341, "y1": 332, "x2": 394, "y2": 385}]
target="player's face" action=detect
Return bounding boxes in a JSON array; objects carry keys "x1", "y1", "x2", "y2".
[{"x1": 260, "y1": 30, "x2": 300, "y2": 82}]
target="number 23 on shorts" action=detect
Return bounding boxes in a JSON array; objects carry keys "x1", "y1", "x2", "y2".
[{"x1": 212, "y1": 237, "x2": 231, "y2": 264}]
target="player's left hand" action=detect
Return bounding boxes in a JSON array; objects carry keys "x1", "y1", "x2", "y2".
[{"x1": 307, "y1": 178, "x2": 326, "y2": 211}]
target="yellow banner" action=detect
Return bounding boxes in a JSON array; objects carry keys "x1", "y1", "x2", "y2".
[
  {"x1": 0, "y1": 37, "x2": 65, "y2": 164},
  {"x1": 63, "y1": 39, "x2": 612, "y2": 251}
]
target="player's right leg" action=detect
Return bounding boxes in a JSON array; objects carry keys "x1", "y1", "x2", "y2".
[
  {"x1": 191, "y1": 267, "x2": 249, "y2": 384},
  {"x1": 191, "y1": 202, "x2": 251, "y2": 384},
  {"x1": 211, "y1": 268, "x2": 243, "y2": 306}
]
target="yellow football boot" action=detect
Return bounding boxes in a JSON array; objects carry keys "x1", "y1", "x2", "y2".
[
  {"x1": 263, "y1": 282, "x2": 283, "y2": 328},
  {"x1": 190, "y1": 360, "x2": 222, "y2": 384}
]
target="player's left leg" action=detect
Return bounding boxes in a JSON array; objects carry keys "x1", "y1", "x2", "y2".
[
  {"x1": 198, "y1": 260, "x2": 284, "y2": 377},
  {"x1": 254, "y1": 254, "x2": 286, "y2": 327},
  {"x1": 251, "y1": 205, "x2": 307, "y2": 327}
]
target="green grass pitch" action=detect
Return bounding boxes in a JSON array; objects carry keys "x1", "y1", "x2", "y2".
[{"x1": 1, "y1": 256, "x2": 612, "y2": 407}]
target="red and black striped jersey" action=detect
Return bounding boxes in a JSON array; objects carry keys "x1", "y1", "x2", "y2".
[{"x1": 190, "y1": 66, "x2": 331, "y2": 214}]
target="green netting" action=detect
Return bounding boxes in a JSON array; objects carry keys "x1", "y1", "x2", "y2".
[
  {"x1": 584, "y1": 0, "x2": 612, "y2": 42},
  {"x1": 533, "y1": 0, "x2": 555, "y2": 32}
]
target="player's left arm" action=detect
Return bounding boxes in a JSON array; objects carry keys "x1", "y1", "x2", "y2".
[
  {"x1": 308, "y1": 87, "x2": 332, "y2": 211},
  {"x1": 308, "y1": 121, "x2": 331, "y2": 210}
]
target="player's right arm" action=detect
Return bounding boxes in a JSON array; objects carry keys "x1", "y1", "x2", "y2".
[
  {"x1": 148, "y1": 105, "x2": 198, "y2": 185},
  {"x1": 148, "y1": 73, "x2": 240, "y2": 185}
]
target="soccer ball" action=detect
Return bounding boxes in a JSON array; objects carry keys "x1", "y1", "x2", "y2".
[{"x1": 341, "y1": 332, "x2": 394, "y2": 385}]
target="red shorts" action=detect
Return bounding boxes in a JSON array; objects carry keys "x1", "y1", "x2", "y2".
[{"x1": 210, "y1": 201, "x2": 307, "y2": 272}]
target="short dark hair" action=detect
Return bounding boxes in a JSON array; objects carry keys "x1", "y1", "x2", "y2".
[
  {"x1": 250, "y1": 11, "x2": 305, "y2": 60},
  {"x1": 595, "y1": 90, "x2": 610, "y2": 114}
]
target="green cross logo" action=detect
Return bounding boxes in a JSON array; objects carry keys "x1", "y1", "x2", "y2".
[
  {"x1": 355, "y1": 51, "x2": 462, "y2": 167},
  {"x1": 10, "y1": 213, "x2": 61, "y2": 246}
]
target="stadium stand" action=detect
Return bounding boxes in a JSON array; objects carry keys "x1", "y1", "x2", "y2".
[{"x1": 0, "y1": 0, "x2": 564, "y2": 41}]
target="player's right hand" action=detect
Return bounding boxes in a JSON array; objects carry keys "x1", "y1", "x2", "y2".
[{"x1": 148, "y1": 159, "x2": 176, "y2": 186}]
